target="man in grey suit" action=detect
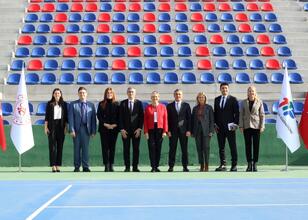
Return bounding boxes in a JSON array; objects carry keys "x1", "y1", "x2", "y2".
[{"x1": 68, "y1": 87, "x2": 96, "y2": 172}]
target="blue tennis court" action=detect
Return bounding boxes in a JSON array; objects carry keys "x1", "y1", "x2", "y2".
[{"x1": 1, "y1": 178, "x2": 308, "y2": 220}]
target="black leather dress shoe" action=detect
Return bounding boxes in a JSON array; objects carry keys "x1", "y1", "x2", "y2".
[
  {"x1": 183, "y1": 167, "x2": 189, "y2": 172},
  {"x1": 246, "y1": 162, "x2": 253, "y2": 172},
  {"x1": 109, "y1": 164, "x2": 114, "y2": 172},
  {"x1": 230, "y1": 166, "x2": 237, "y2": 172},
  {"x1": 155, "y1": 168, "x2": 160, "y2": 172},
  {"x1": 150, "y1": 168, "x2": 155, "y2": 172},
  {"x1": 133, "y1": 168, "x2": 140, "y2": 172},
  {"x1": 215, "y1": 165, "x2": 227, "y2": 171},
  {"x1": 124, "y1": 167, "x2": 130, "y2": 172},
  {"x1": 168, "y1": 167, "x2": 174, "y2": 172},
  {"x1": 74, "y1": 168, "x2": 80, "y2": 172},
  {"x1": 253, "y1": 163, "x2": 258, "y2": 172},
  {"x1": 83, "y1": 167, "x2": 91, "y2": 172}
]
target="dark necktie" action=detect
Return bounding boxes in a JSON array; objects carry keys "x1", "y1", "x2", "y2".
[
  {"x1": 129, "y1": 101, "x2": 133, "y2": 113},
  {"x1": 221, "y1": 97, "x2": 225, "y2": 109},
  {"x1": 81, "y1": 102, "x2": 87, "y2": 124}
]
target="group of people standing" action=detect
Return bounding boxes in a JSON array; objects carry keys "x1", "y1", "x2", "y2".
[{"x1": 44, "y1": 83, "x2": 265, "y2": 173}]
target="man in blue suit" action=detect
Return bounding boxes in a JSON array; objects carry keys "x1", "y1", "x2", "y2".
[{"x1": 68, "y1": 87, "x2": 96, "y2": 172}]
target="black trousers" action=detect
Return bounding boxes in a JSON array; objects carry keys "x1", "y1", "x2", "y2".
[
  {"x1": 217, "y1": 130, "x2": 237, "y2": 166},
  {"x1": 148, "y1": 124, "x2": 163, "y2": 169},
  {"x1": 122, "y1": 131, "x2": 140, "y2": 168},
  {"x1": 168, "y1": 129, "x2": 188, "y2": 167},
  {"x1": 48, "y1": 120, "x2": 65, "y2": 166},
  {"x1": 243, "y1": 128, "x2": 260, "y2": 163},
  {"x1": 100, "y1": 130, "x2": 118, "y2": 165}
]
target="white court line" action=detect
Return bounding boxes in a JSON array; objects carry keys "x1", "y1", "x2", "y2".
[
  {"x1": 48, "y1": 203, "x2": 308, "y2": 209},
  {"x1": 26, "y1": 185, "x2": 72, "y2": 220}
]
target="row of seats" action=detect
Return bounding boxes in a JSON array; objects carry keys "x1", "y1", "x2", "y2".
[
  {"x1": 27, "y1": 3, "x2": 274, "y2": 12},
  {"x1": 10, "y1": 58, "x2": 297, "y2": 71},
  {"x1": 14, "y1": 46, "x2": 292, "y2": 58},
  {"x1": 21, "y1": 23, "x2": 283, "y2": 34},
  {"x1": 24, "y1": 12, "x2": 278, "y2": 23},
  {"x1": 6, "y1": 72, "x2": 303, "y2": 85},
  {"x1": 17, "y1": 34, "x2": 287, "y2": 45},
  {"x1": 29, "y1": 0, "x2": 272, "y2": 2},
  {"x1": 2, "y1": 99, "x2": 304, "y2": 117}
]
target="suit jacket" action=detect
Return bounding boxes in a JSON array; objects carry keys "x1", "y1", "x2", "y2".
[
  {"x1": 167, "y1": 101, "x2": 191, "y2": 134},
  {"x1": 68, "y1": 100, "x2": 97, "y2": 135},
  {"x1": 214, "y1": 95, "x2": 239, "y2": 131},
  {"x1": 119, "y1": 99, "x2": 144, "y2": 132},
  {"x1": 97, "y1": 100, "x2": 119, "y2": 133},
  {"x1": 144, "y1": 104, "x2": 168, "y2": 133},
  {"x1": 191, "y1": 104, "x2": 214, "y2": 136},
  {"x1": 44, "y1": 101, "x2": 68, "y2": 132},
  {"x1": 239, "y1": 99, "x2": 265, "y2": 130}
]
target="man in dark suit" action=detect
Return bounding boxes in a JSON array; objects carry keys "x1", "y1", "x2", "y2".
[
  {"x1": 119, "y1": 87, "x2": 144, "y2": 172},
  {"x1": 214, "y1": 83, "x2": 239, "y2": 172},
  {"x1": 68, "y1": 87, "x2": 96, "y2": 172},
  {"x1": 167, "y1": 89, "x2": 191, "y2": 172}
]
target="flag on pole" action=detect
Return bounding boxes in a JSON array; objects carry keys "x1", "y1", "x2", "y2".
[
  {"x1": 10, "y1": 68, "x2": 34, "y2": 154},
  {"x1": 299, "y1": 92, "x2": 308, "y2": 149},
  {"x1": 275, "y1": 67, "x2": 300, "y2": 153},
  {"x1": 0, "y1": 93, "x2": 6, "y2": 151}
]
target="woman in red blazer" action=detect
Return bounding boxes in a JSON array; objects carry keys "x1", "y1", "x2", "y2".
[{"x1": 144, "y1": 91, "x2": 168, "y2": 172}]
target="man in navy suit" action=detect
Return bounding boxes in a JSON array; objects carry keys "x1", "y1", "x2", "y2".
[{"x1": 68, "y1": 87, "x2": 96, "y2": 172}]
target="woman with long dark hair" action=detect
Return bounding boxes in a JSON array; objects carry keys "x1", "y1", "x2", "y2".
[
  {"x1": 44, "y1": 88, "x2": 68, "y2": 172},
  {"x1": 97, "y1": 87, "x2": 119, "y2": 172}
]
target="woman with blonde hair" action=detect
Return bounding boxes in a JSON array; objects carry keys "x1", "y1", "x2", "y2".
[
  {"x1": 239, "y1": 86, "x2": 265, "y2": 172},
  {"x1": 191, "y1": 92, "x2": 214, "y2": 172}
]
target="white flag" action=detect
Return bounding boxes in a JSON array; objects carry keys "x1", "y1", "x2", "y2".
[
  {"x1": 276, "y1": 67, "x2": 300, "y2": 153},
  {"x1": 10, "y1": 68, "x2": 34, "y2": 154}
]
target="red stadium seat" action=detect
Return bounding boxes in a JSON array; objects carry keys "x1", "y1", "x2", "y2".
[
  {"x1": 55, "y1": 13, "x2": 68, "y2": 22},
  {"x1": 218, "y1": 3, "x2": 231, "y2": 11},
  {"x1": 196, "y1": 46, "x2": 210, "y2": 56},
  {"x1": 85, "y1": 3, "x2": 98, "y2": 12},
  {"x1": 247, "y1": 3, "x2": 259, "y2": 11},
  {"x1": 235, "y1": 13, "x2": 248, "y2": 22},
  {"x1": 238, "y1": 24, "x2": 252, "y2": 33},
  {"x1": 71, "y1": 3, "x2": 83, "y2": 12},
  {"x1": 65, "y1": 35, "x2": 79, "y2": 45},
  {"x1": 192, "y1": 24, "x2": 205, "y2": 32},
  {"x1": 261, "y1": 3, "x2": 273, "y2": 11},
  {"x1": 52, "y1": 24, "x2": 65, "y2": 33},
  {"x1": 27, "y1": 4, "x2": 40, "y2": 12},
  {"x1": 266, "y1": 59, "x2": 281, "y2": 70},
  {"x1": 210, "y1": 35, "x2": 224, "y2": 44},
  {"x1": 159, "y1": 3, "x2": 170, "y2": 11},
  {"x1": 18, "y1": 35, "x2": 32, "y2": 45},
  {"x1": 97, "y1": 24, "x2": 110, "y2": 33},
  {"x1": 257, "y1": 34, "x2": 270, "y2": 44},
  {"x1": 191, "y1": 13, "x2": 203, "y2": 22},
  {"x1": 63, "y1": 47, "x2": 77, "y2": 57},
  {"x1": 28, "y1": 59, "x2": 43, "y2": 71},
  {"x1": 175, "y1": 3, "x2": 187, "y2": 11},
  {"x1": 197, "y1": 60, "x2": 212, "y2": 70},
  {"x1": 129, "y1": 3, "x2": 141, "y2": 11},
  {"x1": 112, "y1": 59, "x2": 126, "y2": 70},
  {"x1": 143, "y1": 24, "x2": 156, "y2": 33},
  {"x1": 204, "y1": 3, "x2": 216, "y2": 11},
  {"x1": 87, "y1": 0, "x2": 98, "y2": 2},
  {"x1": 30, "y1": 0, "x2": 42, "y2": 2},
  {"x1": 127, "y1": 47, "x2": 141, "y2": 57},
  {"x1": 98, "y1": 13, "x2": 111, "y2": 22},
  {"x1": 72, "y1": 0, "x2": 83, "y2": 2},
  {"x1": 261, "y1": 46, "x2": 275, "y2": 56},
  {"x1": 112, "y1": 35, "x2": 126, "y2": 44},
  {"x1": 42, "y1": 3, "x2": 55, "y2": 12},
  {"x1": 114, "y1": 3, "x2": 126, "y2": 12},
  {"x1": 143, "y1": 13, "x2": 156, "y2": 22},
  {"x1": 159, "y1": 35, "x2": 173, "y2": 44}
]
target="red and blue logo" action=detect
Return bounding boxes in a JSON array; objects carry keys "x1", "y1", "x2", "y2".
[{"x1": 278, "y1": 97, "x2": 295, "y2": 119}]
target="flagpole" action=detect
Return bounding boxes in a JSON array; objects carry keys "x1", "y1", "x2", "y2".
[
  {"x1": 281, "y1": 145, "x2": 288, "y2": 172},
  {"x1": 18, "y1": 154, "x2": 22, "y2": 172}
]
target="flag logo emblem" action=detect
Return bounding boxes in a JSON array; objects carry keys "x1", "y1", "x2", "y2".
[
  {"x1": 13, "y1": 95, "x2": 31, "y2": 125},
  {"x1": 278, "y1": 97, "x2": 295, "y2": 119}
]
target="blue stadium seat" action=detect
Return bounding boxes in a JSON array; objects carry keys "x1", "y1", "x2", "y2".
[
  {"x1": 77, "y1": 72, "x2": 92, "y2": 84},
  {"x1": 61, "y1": 59, "x2": 75, "y2": 70},
  {"x1": 273, "y1": 34, "x2": 286, "y2": 44},
  {"x1": 218, "y1": 73, "x2": 232, "y2": 83},
  {"x1": 128, "y1": 59, "x2": 142, "y2": 70},
  {"x1": 31, "y1": 47, "x2": 45, "y2": 57},
  {"x1": 294, "y1": 102, "x2": 304, "y2": 115},
  {"x1": 159, "y1": 24, "x2": 171, "y2": 33},
  {"x1": 250, "y1": 13, "x2": 262, "y2": 22},
  {"x1": 69, "y1": 13, "x2": 81, "y2": 22},
  {"x1": 97, "y1": 36, "x2": 110, "y2": 45},
  {"x1": 162, "y1": 59, "x2": 175, "y2": 70},
  {"x1": 272, "y1": 101, "x2": 279, "y2": 114},
  {"x1": 144, "y1": 47, "x2": 157, "y2": 57},
  {"x1": 269, "y1": 23, "x2": 282, "y2": 33},
  {"x1": 223, "y1": 24, "x2": 236, "y2": 33},
  {"x1": 213, "y1": 46, "x2": 227, "y2": 56},
  {"x1": 25, "y1": 14, "x2": 38, "y2": 23},
  {"x1": 95, "y1": 47, "x2": 109, "y2": 57},
  {"x1": 253, "y1": 24, "x2": 266, "y2": 33},
  {"x1": 33, "y1": 35, "x2": 47, "y2": 45},
  {"x1": 178, "y1": 46, "x2": 192, "y2": 57},
  {"x1": 40, "y1": 13, "x2": 53, "y2": 22},
  {"x1": 235, "y1": 72, "x2": 250, "y2": 84},
  {"x1": 26, "y1": 73, "x2": 39, "y2": 85},
  {"x1": 177, "y1": 35, "x2": 190, "y2": 44},
  {"x1": 49, "y1": 35, "x2": 63, "y2": 45},
  {"x1": 215, "y1": 59, "x2": 229, "y2": 70},
  {"x1": 205, "y1": 13, "x2": 217, "y2": 22},
  {"x1": 112, "y1": 24, "x2": 125, "y2": 33},
  {"x1": 160, "y1": 46, "x2": 174, "y2": 57},
  {"x1": 22, "y1": 24, "x2": 35, "y2": 33},
  {"x1": 112, "y1": 47, "x2": 125, "y2": 57},
  {"x1": 127, "y1": 13, "x2": 140, "y2": 22},
  {"x1": 277, "y1": 46, "x2": 291, "y2": 56},
  {"x1": 66, "y1": 24, "x2": 80, "y2": 33},
  {"x1": 250, "y1": 59, "x2": 264, "y2": 70},
  {"x1": 143, "y1": 72, "x2": 160, "y2": 84},
  {"x1": 208, "y1": 23, "x2": 221, "y2": 33},
  {"x1": 41, "y1": 72, "x2": 56, "y2": 85},
  {"x1": 79, "y1": 47, "x2": 93, "y2": 57},
  {"x1": 254, "y1": 72, "x2": 269, "y2": 84},
  {"x1": 190, "y1": 3, "x2": 202, "y2": 11},
  {"x1": 10, "y1": 60, "x2": 24, "y2": 71},
  {"x1": 15, "y1": 47, "x2": 30, "y2": 57},
  {"x1": 111, "y1": 72, "x2": 125, "y2": 84},
  {"x1": 230, "y1": 47, "x2": 244, "y2": 56},
  {"x1": 194, "y1": 35, "x2": 207, "y2": 44},
  {"x1": 283, "y1": 59, "x2": 297, "y2": 69},
  {"x1": 94, "y1": 59, "x2": 108, "y2": 70},
  {"x1": 127, "y1": 24, "x2": 140, "y2": 33},
  {"x1": 59, "y1": 73, "x2": 74, "y2": 84},
  {"x1": 100, "y1": 3, "x2": 112, "y2": 12},
  {"x1": 304, "y1": 3, "x2": 308, "y2": 11},
  {"x1": 37, "y1": 24, "x2": 50, "y2": 33},
  {"x1": 81, "y1": 24, "x2": 94, "y2": 33},
  {"x1": 175, "y1": 13, "x2": 187, "y2": 22},
  {"x1": 246, "y1": 47, "x2": 260, "y2": 56},
  {"x1": 233, "y1": 59, "x2": 247, "y2": 70},
  {"x1": 127, "y1": 35, "x2": 140, "y2": 45},
  {"x1": 7, "y1": 73, "x2": 20, "y2": 85},
  {"x1": 221, "y1": 13, "x2": 233, "y2": 22},
  {"x1": 233, "y1": 3, "x2": 245, "y2": 11},
  {"x1": 94, "y1": 72, "x2": 108, "y2": 84},
  {"x1": 182, "y1": 72, "x2": 196, "y2": 84},
  {"x1": 265, "y1": 118, "x2": 276, "y2": 124},
  {"x1": 158, "y1": 13, "x2": 170, "y2": 22},
  {"x1": 129, "y1": 72, "x2": 143, "y2": 84},
  {"x1": 35, "y1": 119, "x2": 45, "y2": 125},
  {"x1": 264, "y1": 13, "x2": 277, "y2": 22},
  {"x1": 56, "y1": 3, "x2": 69, "y2": 12},
  {"x1": 289, "y1": 72, "x2": 303, "y2": 84},
  {"x1": 271, "y1": 72, "x2": 283, "y2": 84},
  {"x1": 113, "y1": 13, "x2": 125, "y2": 22},
  {"x1": 242, "y1": 34, "x2": 255, "y2": 44},
  {"x1": 145, "y1": 59, "x2": 158, "y2": 70},
  {"x1": 78, "y1": 59, "x2": 92, "y2": 70},
  {"x1": 36, "y1": 102, "x2": 47, "y2": 116},
  {"x1": 263, "y1": 102, "x2": 270, "y2": 114},
  {"x1": 179, "y1": 59, "x2": 193, "y2": 70},
  {"x1": 227, "y1": 34, "x2": 240, "y2": 44},
  {"x1": 176, "y1": 24, "x2": 188, "y2": 33},
  {"x1": 46, "y1": 47, "x2": 60, "y2": 57},
  {"x1": 44, "y1": 59, "x2": 58, "y2": 70},
  {"x1": 1, "y1": 102, "x2": 13, "y2": 116},
  {"x1": 200, "y1": 72, "x2": 215, "y2": 84},
  {"x1": 81, "y1": 35, "x2": 94, "y2": 45},
  {"x1": 144, "y1": 35, "x2": 156, "y2": 44},
  {"x1": 144, "y1": 3, "x2": 156, "y2": 11},
  {"x1": 3, "y1": 120, "x2": 9, "y2": 125},
  {"x1": 164, "y1": 72, "x2": 178, "y2": 84}
]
